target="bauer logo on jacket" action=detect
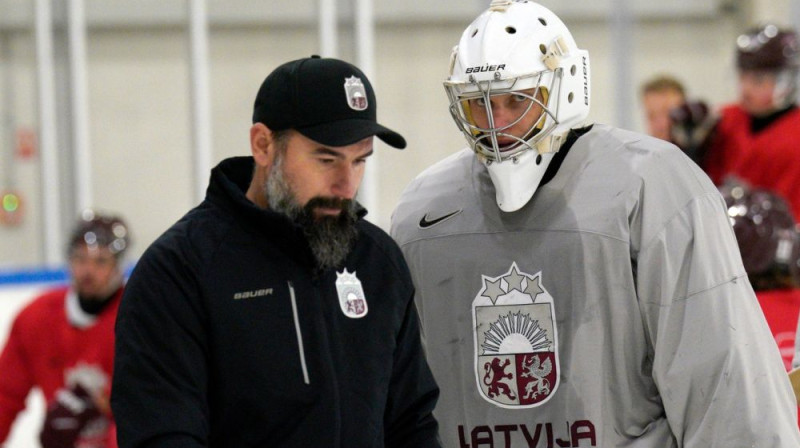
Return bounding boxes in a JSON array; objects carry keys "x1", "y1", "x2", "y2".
[
  {"x1": 472, "y1": 262, "x2": 560, "y2": 408},
  {"x1": 336, "y1": 268, "x2": 368, "y2": 318}
]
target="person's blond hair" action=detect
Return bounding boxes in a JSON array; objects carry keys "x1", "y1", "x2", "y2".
[{"x1": 640, "y1": 75, "x2": 686, "y2": 98}]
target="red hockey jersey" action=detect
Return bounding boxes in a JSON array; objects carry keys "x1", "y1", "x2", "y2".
[
  {"x1": 708, "y1": 104, "x2": 800, "y2": 221},
  {"x1": 0, "y1": 286, "x2": 120, "y2": 447}
]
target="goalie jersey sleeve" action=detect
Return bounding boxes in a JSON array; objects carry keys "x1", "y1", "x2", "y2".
[{"x1": 391, "y1": 124, "x2": 800, "y2": 447}]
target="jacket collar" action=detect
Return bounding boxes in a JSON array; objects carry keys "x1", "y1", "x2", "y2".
[{"x1": 204, "y1": 156, "x2": 368, "y2": 272}]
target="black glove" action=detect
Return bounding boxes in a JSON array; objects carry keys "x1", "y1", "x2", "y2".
[
  {"x1": 40, "y1": 384, "x2": 101, "y2": 448},
  {"x1": 669, "y1": 100, "x2": 718, "y2": 168}
]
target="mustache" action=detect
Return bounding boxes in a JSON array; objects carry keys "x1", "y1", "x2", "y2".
[{"x1": 304, "y1": 197, "x2": 355, "y2": 214}]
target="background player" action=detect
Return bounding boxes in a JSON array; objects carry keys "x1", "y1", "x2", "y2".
[
  {"x1": 703, "y1": 24, "x2": 800, "y2": 220},
  {"x1": 719, "y1": 181, "x2": 800, "y2": 371},
  {"x1": 719, "y1": 181, "x2": 800, "y2": 426},
  {"x1": 0, "y1": 210, "x2": 129, "y2": 448},
  {"x1": 639, "y1": 74, "x2": 686, "y2": 141}
]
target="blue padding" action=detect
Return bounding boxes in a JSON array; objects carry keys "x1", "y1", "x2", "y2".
[
  {"x1": 0, "y1": 267, "x2": 69, "y2": 285},
  {"x1": 0, "y1": 262, "x2": 137, "y2": 286}
]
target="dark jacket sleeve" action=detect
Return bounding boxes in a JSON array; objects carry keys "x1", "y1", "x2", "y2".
[
  {"x1": 383, "y1": 289, "x2": 441, "y2": 448},
  {"x1": 111, "y1": 238, "x2": 209, "y2": 448}
]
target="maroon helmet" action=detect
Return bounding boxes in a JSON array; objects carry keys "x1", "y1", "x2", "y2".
[
  {"x1": 720, "y1": 181, "x2": 800, "y2": 290},
  {"x1": 68, "y1": 210, "x2": 130, "y2": 257},
  {"x1": 736, "y1": 24, "x2": 800, "y2": 71}
]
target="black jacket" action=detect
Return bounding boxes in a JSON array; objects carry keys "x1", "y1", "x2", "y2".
[{"x1": 111, "y1": 157, "x2": 440, "y2": 447}]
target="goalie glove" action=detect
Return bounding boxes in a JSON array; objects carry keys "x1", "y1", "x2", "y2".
[
  {"x1": 40, "y1": 384, "x2": 102, "y2": 448},
  {"x1": 668, "y1": 100, "x2": 719, "y2": 169}
]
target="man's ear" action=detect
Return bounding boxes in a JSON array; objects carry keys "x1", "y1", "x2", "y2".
[{"x1": 250, "y1": 123, "x2": 275, "y2": 168}]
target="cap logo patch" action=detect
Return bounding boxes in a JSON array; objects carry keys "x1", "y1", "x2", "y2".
[{"x1": 344, "y1": 76, "x2": 368, "y2": 111}]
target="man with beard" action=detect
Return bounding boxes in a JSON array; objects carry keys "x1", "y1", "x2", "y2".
[
  {"x1": 0, "y1": 210, "x2": 130, "y2": 448},
  {"x1": 111, "y1": 56, "x2": 440, "y2": 448}
]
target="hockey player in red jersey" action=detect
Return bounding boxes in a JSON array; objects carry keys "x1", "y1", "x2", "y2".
[
  {"x1": 0, "y1": 211, "x2": 130, "y2": 448},
  {"x1": 720, "y1": 181, "x2": 800, "y2": 426},
  {"x1": 703, "y1": 24, "x2": 800, "y2": 221},
  {"x1": 720, "y1": 182, "x2": 800, "y2": 371}
]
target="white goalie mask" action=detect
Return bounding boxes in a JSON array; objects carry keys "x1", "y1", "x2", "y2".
[{"x1": 444, "y1": 0, "x2": 591, "y2": 211}]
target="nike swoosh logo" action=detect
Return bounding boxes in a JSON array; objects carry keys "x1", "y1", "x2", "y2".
[{"x1": 419, "y1": 209, "x2": 462, "y2": 229}]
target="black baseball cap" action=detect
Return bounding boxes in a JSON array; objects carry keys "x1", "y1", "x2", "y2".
[{"x1": 252, "y1": 55, "x2": 406, "y2": 149}]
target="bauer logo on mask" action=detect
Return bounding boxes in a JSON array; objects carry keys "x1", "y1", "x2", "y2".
[{"x1": 472, "y1": 262, "x2": 560, "y2": 408}]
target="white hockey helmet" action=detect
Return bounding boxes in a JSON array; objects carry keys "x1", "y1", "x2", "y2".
[{"x1": 445, "y1": 0, "x2": 590, "y2": 211}]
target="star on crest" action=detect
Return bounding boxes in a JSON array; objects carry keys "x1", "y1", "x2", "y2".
[
  {"x1": 524, "y1": 274, "x2": 545, "y2": 300},
  {"x1": 481, "y1": 277, "x2": 505, "y2": 304},
  {"x1": 505, "y1": 265, "x2": 525, "y2": 292}
]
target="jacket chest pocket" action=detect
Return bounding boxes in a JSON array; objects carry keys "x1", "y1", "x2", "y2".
[{"x1": 215, "y1": 282, "x2": 313, "y2": 397}]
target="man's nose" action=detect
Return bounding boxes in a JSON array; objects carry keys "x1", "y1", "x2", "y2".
[
  {"x1": 490, "y1": 104, "x2": 516, "y2": 129},
  {"x1": 331, "y1": 165, "x2": 360, "y2": 199}
]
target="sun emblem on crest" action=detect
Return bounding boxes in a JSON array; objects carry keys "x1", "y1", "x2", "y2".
[{"x1": 481, "y1": 311, "x2": 551, "y2": 355}]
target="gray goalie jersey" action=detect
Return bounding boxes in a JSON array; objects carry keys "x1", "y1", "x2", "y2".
[{"x1": 391, "y1": 124, "x2": 800, "y2": 447}]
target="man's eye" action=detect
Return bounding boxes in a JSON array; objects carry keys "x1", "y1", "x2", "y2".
[
  {"x1": 512, "y1": 94, "x2": 529, "y2": 103},
  {"x1": 474, "y1": 98, "x2": 486, "y2": 107}
]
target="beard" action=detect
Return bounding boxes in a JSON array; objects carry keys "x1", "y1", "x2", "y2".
[{"x1": 265, "y1": 156, "x2": 359, "y2": 271}]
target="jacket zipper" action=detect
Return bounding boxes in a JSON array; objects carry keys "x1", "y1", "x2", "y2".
[{"x1": 288, "y1": 282, "x2": 310, "y2": 384}]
